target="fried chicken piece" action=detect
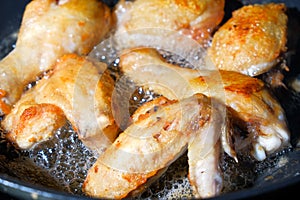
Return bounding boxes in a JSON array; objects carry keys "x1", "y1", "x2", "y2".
[
  {"x1": 113, "y1": 0, "x2": 225, "y2": 49},
  {"x1": 188, "y1": 140, "x2": 222, "y2": 199},
  {"x1": 187, "y1": 99, "x2": 225, "y2": 198},
  {"x1": 207, "y1": 3, "x2": 288, "y2": 76},
  {"x1": 0, "y1": 0, "x2": 112, "y2": 115},
  {"x1": 119, "y1": 48, "x2": 290, "y2": 161},
  {"x1": 2, "y1": 104, "x2": 67, "y2": 149},
  {"x1": 2, "y1": 54, "x2": 118, "y2": 151},
  {"x1": 132, "y1": 91, "x2": 226, "y2": 198},
  {"x1": 83, "y1": 93, "x2": 224, "y2": 199}
]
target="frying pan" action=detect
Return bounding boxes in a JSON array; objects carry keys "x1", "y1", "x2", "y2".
[{"x1": 0, "y1": 0, "x2": 299, "y2": 199}]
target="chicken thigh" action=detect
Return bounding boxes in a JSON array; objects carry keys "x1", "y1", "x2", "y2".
[
  {"x1": 113, "y1": 0, "x2": 225, "y2": 49},
  {"x1": 0, "y1": 0, "x2": 113, "y2": 115},
  {"x1": 207, "y1": 3, "x2": 288, "y2": 76},
  {"x1": 2, "y1": 54, "x2": 118, "y2": 151}
]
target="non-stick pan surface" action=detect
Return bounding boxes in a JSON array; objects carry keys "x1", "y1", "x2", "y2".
[{"x1": 0, "y1": 0, "x2": 299, "y2": 200}]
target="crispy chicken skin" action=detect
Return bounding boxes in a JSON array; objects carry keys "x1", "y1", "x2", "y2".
[
  {"x1": 0, "y1": 0, "x2": 112, "y2": 115},
  {"x1": 2, "y1": 54, "x2": 118, "y2": 151},
  {"x1": 83, "y1": 93, "x2": 224, "y2": 199},
  {"x1": 113, "y1": 0, "x2": 225, "y2": 48},
  {"x1": 207, "y1": 3, "x2": 288, "y2": 76},
  {"x1": 119, "y1": 48, "x2": 290, "y2": 161},
  {"x1": 4, "y1": 104, "x2": 67, "y2": 149}
]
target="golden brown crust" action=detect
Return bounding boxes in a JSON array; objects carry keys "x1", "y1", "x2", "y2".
[
  {"x1": 18, "y1": 0, "x2": 113, "y2": 55},
  {"x1": 114, "y1": 0, "x2": 225, "y2": 47},
  {"x1": 0, "y1": 0, "x2": 113, "y2": 114},
  {"x1": 193, "y1": 70, "x2": 264, "y2": 96},
  {"x1": 2, "y1": 54, "x2": 118, "y2": 150},
  {"x1": 83, "y1": 94, "x2": 215, "y2": 199},
  {"x1": 208, "y1": 3, "x2": 287, "y2": 76},
  {"x1": 119, "y1": 47, "x2": 290, "y2": 161},
  {"x1": 6, "y1": 104, "x2": 66, "y2": 149}
]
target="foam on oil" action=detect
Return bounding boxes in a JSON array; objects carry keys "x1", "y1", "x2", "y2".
[{"x1": 0, "y1": 31, "x2": 295, "y2": 199}]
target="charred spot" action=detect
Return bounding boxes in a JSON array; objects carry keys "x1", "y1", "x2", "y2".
[
  {"x1": 153, "y1": 133, "x2": 161, "y2": 141},
  {"x1": 94, "y1": 165, "x2": 98, "y2": 173},
  {"x1": 115, "y1": 140, "x2": 121, "y2": 148},
  {"x1": 193, "y1": 76, "x2": 206, "y2": 84},
  {"x1": 228, "y1": 24, "x2": 238, "y2": 31},
  {"x1": 163, "y1": 122, "x2": 172, "y2": 131}
]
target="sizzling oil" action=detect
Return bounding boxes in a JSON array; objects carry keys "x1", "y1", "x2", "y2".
[{"x1": 0, "y1": 31, "x2": 296, "y2": 199}]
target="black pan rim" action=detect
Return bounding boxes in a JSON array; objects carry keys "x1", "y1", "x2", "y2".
[{"x1": 1, "y1": 171, "x2": 300, "y2": 200}]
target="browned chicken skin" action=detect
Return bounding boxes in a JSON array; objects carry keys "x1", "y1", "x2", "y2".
[
  {"x1": 0, "y1": 0, "x2": 112, "y2": 115},
  {"x1": 0, "y1": 0, "x2": 292, "y2": 199},
  {"x1": 119, "y1": 48, "x2": 290, "y2": 161},
  {"x1": 83, "y1": 93, "x2": 224, "y2": 199},
  {"x1": 207, "y1": 3, "x2": 288, "y2": 76},
  {"x1": 113, "y1": 0, "x2": 225, "y2": 49},
  {"x1": 2, "y1": 54, "x2": 118, "y2": 151}
]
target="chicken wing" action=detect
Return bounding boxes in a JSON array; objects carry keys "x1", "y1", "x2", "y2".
[
  {"x1": 187, "y1": 99, "x2": 225, "y2": 198},
  {"x1": 2, "y1": 54, "x2": 118, "y2": 151},
  {"x1": 0, "y1": 0, "x2": 113, "y2": 115},
  {"x1": 83, "y1": 93, "x2": 224, "y2": 199},
  {"x1": 119, "y1": 48, "x2": 290, "y2": 161},
  {"x1": 188, "y1": 140, "x2": 222, "y2": 199},
  {"x1": 113, "y1": 0, "x2": 225, "y2": 49},
  {"x1": 207, "y1": 3, "x2": 288, "y2": 76}
]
